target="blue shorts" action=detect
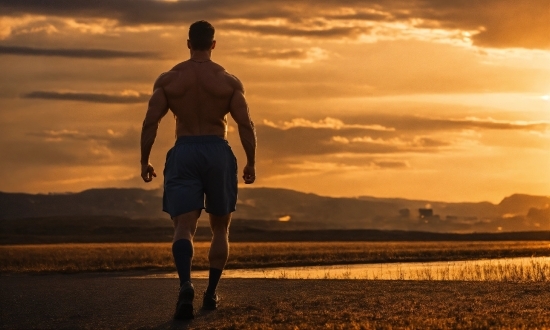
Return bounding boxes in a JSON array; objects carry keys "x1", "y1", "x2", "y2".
[{"x1": 162, "y1": 135, "x2": 238, "y2": 217}]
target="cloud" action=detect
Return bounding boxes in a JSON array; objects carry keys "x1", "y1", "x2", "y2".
[
  {"x1": 22, "y1": 90, "x2": 150, "y2": 103},
  {"x1": 397, "y1": 116, "x2": 550, "y2": 133},
  {"x1": 406, "y1": 0, "x2": 550, "y2": 49},
  {"x1": 263, "y1": 117, "x2": 395, "y2": 131},
  {"x1": 0, "y1": 0, "x2": 550, "y2": 49},
  {"x1": 3, "y1": 138, "x2": 111, "y2": 166},
  {"x1": 231, "y1": 47, "x2": 329, "y2": 67},
  {"x1": 448, "y1": 117, "x2": 550, "y2": 132},
  {"x1": 218, "y1": 21, "x2": 365, "y2": 39},
  {"x1": 331, "y1": 135, "x2": 449, "y2": 149},
  {"x1": 0, "y1": 45, "x2": 158, "y2": 59},
  {"x1": 256, "y1": 115, "x2": 550, "y2": 161},
  {"x1": 28, "y1": 128, "x2": 140, "y2": 151},
  {"x1": 263, "y1": 158, "x2": 410, "y2": 181},
  {"x1": 10, "y1": 127, "x2": 140, "y2": 168},
  {"x1": 256, "y1": 124, "x2": 447, "y2": 159},
  {"x1": 234, "y1": 48, "x2": 313, "y2": 61},
  {"x1": 28, "y1": 129, "x2": 87, "y2": 142},
  {"x1": 0, "y1": 0, "x2": 547, "y2": 49},
  {"x1": 373, "y1": 160, "x2": 410, "y2": 169},
  {"x1": 352, "y1": 114, "x2": 550, "y2": 134}
]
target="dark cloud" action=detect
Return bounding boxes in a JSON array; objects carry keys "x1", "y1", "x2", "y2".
[
  {"x1": 256, "y1": 125, "x2": 447, "y2": 159},
  {"x1": 0, "y1": 45, "x2": 159, "y2": 59},
  {"x1": 217, "y1": 22, "x2": 364, "y2": 39},
  {"x1": 28, "y1": 130, "x2": 89, "y2": 141},
  {"x1": 446, "y1": 118, "x2": 550, "y2": 131},
  {"x1": 340, "y1": 114, "x2": 550, "y2": 133},
  {"x1": 28, "y1": 128, "x2": 140, "y2": 151},
  {"x1": 14, "y1": 128, "x2": 140, "y2": 167},
  {"x1": 328, "y1": 11, "x2": 392, "y2": 21},
  {"x1": 233, "y1": 48, "x2": 309, "y2": 60},
  {"x1": 23, "y1": 91, "x2": 150, "y2": 104},
  {"x1": 405, "y1": 0, "x2": 550, "y2": 49},
  {"x1": 1, "y1": 0, "x2": 547, "y2": 49},
  {"x1": 373, "y1": 160, "x2": 409, "y2": 169},
  {"x1": 397, "y1": 117, "x2": 550, "y2": 133},
  {"x1": 2, "y1": 138, "x2": 107, "y2": 166},
  {"x1": 256, "y1": 115, "x2": 549, "y2": 160},
  {"x1": 0, "y1": 0, "x2": 239, "y2": 25}
]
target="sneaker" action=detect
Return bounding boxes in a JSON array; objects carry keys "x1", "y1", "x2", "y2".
[
  {"x1": 202, "y1": 291, "x2": 219, "y2": 310},
  {"x1": 174, "y1": 281, "x2": 194, "y2": 320}
]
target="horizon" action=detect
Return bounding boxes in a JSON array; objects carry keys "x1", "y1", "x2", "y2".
[
  {"x1": 0, "y1": 1, "x2": 549, "y2": 202},
  {"x1": 2, "y1": 185, "x2": 549, "y2": 205}
]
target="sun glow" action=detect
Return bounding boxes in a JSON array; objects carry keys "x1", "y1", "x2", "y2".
[{"x1": 278, "y1": 215, "x2": 291, "y2": 222}]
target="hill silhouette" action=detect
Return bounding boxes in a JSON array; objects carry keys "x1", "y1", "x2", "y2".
[{"x1": 1, "y1": 187, "x2": 549, "y2": 233}]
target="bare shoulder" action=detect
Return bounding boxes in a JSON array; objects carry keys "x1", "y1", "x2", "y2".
[
  {"x1": 208, "y1": 60, "x2": 244, "y2": 93},
  {"x1": 153, "y1": 61, "x2": 193, "y2": 89},
  {"x1": 153, "y1": 71, "x2": 177, "y2": 89},
  {"x1": 223, "y1": 71, "x2": 244, "y2": 93}
]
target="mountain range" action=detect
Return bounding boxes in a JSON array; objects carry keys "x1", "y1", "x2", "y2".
[{"x1": 1, "y1": 187, "x2": 549, "y2": 233}]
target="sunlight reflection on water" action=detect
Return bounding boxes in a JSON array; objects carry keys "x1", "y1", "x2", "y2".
[{"x1": 133, "y1": 256, "x2": 550, "y2": 281}]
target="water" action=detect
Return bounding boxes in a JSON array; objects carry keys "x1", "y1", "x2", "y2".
[{"x1": 132, "y1": 256, "x2": 550, "y2": 281}]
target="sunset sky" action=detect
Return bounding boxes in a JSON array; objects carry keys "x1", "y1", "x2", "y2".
[{"x1": 0, "y1": 0, "x2": 549, "y2": 203}]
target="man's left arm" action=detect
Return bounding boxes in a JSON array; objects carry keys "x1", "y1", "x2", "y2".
[{"x1": 140, "y1": 81, "x2": 169, "y2": 182}]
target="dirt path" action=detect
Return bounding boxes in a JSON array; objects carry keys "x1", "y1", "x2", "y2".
[{"x1": 2, "y1": 272, "x2": 550, "y2": 329}]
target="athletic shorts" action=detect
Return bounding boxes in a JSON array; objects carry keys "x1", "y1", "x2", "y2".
[{"x1": 162, "y1": 135, "x2": 238, "y2": 217}]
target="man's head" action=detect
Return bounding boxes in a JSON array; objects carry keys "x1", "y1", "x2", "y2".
[{"x1": 188, "y1": 20, "x2": 215, "y2": 51}]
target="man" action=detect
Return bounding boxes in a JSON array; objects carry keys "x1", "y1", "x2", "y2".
[{"x1": 140, "y1": 20, "x2": 256, "y2": 320}]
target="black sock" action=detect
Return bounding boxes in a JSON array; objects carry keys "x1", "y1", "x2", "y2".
[
  {"x1": 206, "y1": 268, "x2": 223, "y2": 295},
  {"x1": 172, "y1": 239, "x2": 193, "y2": 287}
]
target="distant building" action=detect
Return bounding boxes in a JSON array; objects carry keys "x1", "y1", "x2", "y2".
[
  {"x1": 399, "y1": 208, "x2": 410, "y2": 218},
  {"x1": 418, "y1": 208, "x2": 433, "y2": 219}
]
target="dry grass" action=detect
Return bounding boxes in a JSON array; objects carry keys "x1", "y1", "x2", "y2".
[
  {"x1": 1, "y1": 241, "x2": 550, "y2": 274},
  {"x1": 405, "y1": 259, "x2": 550, "y2": 282},
  {"x1": 4, "y1": 276, "x2": 550, "y2": 329},
  {"x1": 261, "y1": 258, "x2": 550, "y2": 282},
  {"x1": 199, "y1": 280, "x2": 550, "y2": 329}
]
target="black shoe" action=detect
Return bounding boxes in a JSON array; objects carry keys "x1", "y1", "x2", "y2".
[
  {"x1": 202, "y1": 291, "x2": 219, "y2": 310},
  {"x1": 174, "y1": 281, "x2": 194, "y2": 320}
]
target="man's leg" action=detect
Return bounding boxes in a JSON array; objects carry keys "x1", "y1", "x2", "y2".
[
  {"x1": 203, "y1": 212, "x2": 231, "y2": 309},
  {"x1": 172, "y1": 209, "x2": 201, "y2": 286},
  {"x1": 172, "y1": 209, "x2": 200, "y2": 320}
]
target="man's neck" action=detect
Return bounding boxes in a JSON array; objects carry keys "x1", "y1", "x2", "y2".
[{"x1": 189, "y1": 50, "x2": 211, "y2": 62}]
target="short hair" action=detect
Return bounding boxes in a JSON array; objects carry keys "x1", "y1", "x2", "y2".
[{"x1": 189, "y1": 21, "x2": 215, "y2": 51}]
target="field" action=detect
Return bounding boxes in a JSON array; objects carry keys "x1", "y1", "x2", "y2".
[
  {"x1": 193, "y1": 280, "x2": 550, "y2": 329},
  {"x1": 3, "y1": 241, "x2": 550, "y2": 328},
  {"x1": 2, "y1": 241, "x2": 550, "y2": 274},
  {"x1": 3, "y1": 276, "x2": 550, "y2": 329}
]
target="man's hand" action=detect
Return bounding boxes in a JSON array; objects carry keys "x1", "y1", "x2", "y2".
[
  {"x1": 141, "y1": 163, "x2": 157, "y2": 182},
  {"x1": 243, "y1": 165, "x2": 255, "y2": 184}
]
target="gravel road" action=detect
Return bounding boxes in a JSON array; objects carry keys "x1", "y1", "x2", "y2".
[{"x1": 2, "y1": 272, "x2": 550, "y2": 329}]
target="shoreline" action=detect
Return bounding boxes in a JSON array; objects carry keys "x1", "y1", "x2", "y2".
[{"x1": 2, "y1": 241, "x2": 550, "y2": 274}]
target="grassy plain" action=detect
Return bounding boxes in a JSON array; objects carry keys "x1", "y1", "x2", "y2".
[
  {"x1": 2, "y1": 241, "x2": 550, "y2": 274},
  {"x1": 3, "y1": 275, "x2": 550, "y2": 329},
  {"x1": 199, "y1": 280, "x2": 550, "y2": 329}
]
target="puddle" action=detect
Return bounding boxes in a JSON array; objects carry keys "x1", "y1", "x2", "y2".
[{"x1": 130, "y1": 256, "x2": 550, "y2": 281}]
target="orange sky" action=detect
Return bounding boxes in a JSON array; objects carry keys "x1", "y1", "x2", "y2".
[{"x1": 0, "y1": 0, "x2": 549, "y2": 202}]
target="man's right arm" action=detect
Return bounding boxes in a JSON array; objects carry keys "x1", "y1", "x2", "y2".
[
  {"x1": 229, "y1": 79, "x2": 257, "y2": 184},
  {"x1": 140, "y1": 74, "x2": 170, "y2": 182}
]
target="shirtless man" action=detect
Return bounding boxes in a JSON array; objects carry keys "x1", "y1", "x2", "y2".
[{"x1": 139, "y1": 21, "x2": 256, "y2": 320}]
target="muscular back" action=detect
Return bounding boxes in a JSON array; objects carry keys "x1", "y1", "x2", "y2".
[{"x1": 157, "y1": 60, "x2": 240, "y2": 138}]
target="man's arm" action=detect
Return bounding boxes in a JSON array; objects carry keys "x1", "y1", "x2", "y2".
[
  {"x1": 140, "y1": 77, "x2": 169, "y2": 182},
  {"x1": 229, "y1": 80, "x2": 257, "y2": 184}
]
